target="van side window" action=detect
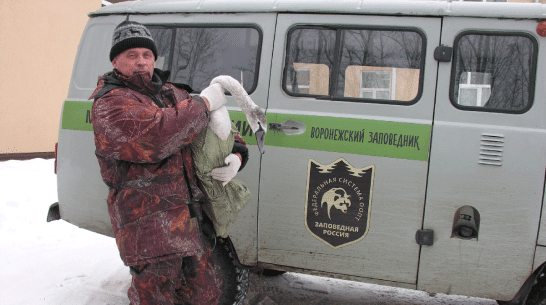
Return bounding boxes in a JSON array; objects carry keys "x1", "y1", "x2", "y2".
[
  {"x1": 283, "y1": 26, "x2": 425, "y2": 104},
  {"x1": 149, "y1": 27, "x2": 173, "y2": 73},
  {"x1": 73, "y1": 24, "x2": 115, "y2": 92},
  {"x1": 149, "y1": 26, "x2": 261, "y2": 93},
  {"x1": 451, "y1": 32, "x2": 537, "y2": 113}
]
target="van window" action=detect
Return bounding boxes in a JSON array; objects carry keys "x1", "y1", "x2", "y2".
[
  {"x1": 73, "y1": 23, "x2": 116, "y2": 91},
  {"x1": 149, "y1": 26, "x2": 262, "y2": 93},
  {"x1": 283, "y1": 26, "x2": 425, "y2": 104},
  {"x1": 149, "y1": 27, "x2": 173, "y2": 74},
  {"x1": 451, "y1": 32, "x2": 537, "y2": 113}
]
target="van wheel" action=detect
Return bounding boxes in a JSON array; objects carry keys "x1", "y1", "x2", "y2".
[
  {"x1": 525, "y1": 271, "x2": 546, "y2": 305},
  {"x1": 208, "y1": 236, "x2": 250, "y2": 305}
]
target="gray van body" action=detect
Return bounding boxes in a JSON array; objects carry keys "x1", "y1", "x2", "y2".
[{"x1": 56, "y1": 0, "x2": 546, "y2": 302}]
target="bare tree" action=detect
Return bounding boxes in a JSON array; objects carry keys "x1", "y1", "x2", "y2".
[
  {"x1": 173, "y1": 28, "x2": 225, "y2": 89},
  {"x1": 149, "y1": 27, "x2": 173, "y2": 70},
  {"x1": 286, "y1": 28, "x2": 336, "y2": 93}
]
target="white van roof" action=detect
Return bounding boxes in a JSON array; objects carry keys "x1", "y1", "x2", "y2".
[{"x1": 90, "y1": 0, "x2": 546, "y2": 19}]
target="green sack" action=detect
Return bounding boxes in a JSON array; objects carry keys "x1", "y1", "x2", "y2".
[{"x1": 190, "y1": 123, "x2": 251, "y2": 238}]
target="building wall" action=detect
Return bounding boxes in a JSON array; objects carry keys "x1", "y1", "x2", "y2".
[{"x1": 0, "y1": 0, "x2": 99, "y2": 156}]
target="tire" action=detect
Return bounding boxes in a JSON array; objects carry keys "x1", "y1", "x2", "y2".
[
  {"x1": 206, "y1": 235, "x2": 250, "y2": 305},
  {"x1": 525, "y1": 271, "x2": 546, "y2": 305}
]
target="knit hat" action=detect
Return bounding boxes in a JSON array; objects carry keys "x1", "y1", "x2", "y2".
[{"x1": 109, "y1": 20, "x2": 158, "y2": 62}]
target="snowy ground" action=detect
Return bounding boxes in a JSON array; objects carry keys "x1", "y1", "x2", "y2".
[
  {"x1": 0, "y1": 159, "x2": 498, "y2": 305},
  {"x1": 0, "y1": 159, "x2": 130, "y2": 305}
]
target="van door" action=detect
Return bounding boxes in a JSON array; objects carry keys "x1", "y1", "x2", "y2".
[
  {"x1": 258, "y1": 14, "x2": 441, "y2": 285},
  {"x1": 119, "y1": 14, "x2": 278, "y2": 266},
  {"x1": 419, "y1": 17, "x2": 544, "y2": 300},
  {"x1": 57, "y1": 13, "x2": 277, "y2": 266}
]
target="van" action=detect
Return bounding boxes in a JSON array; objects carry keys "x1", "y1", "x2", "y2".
[{"x1": 50, "y1": 0, "x2": 546, "y2": 304}]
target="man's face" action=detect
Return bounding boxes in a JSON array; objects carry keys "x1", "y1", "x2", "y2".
[{"x1": 112, "y1": 48, "x2": 155, "y2": 78}]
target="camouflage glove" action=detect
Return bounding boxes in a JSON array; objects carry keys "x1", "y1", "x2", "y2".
[{"x1": 211, "y1": 154, "x2": 241, "y2": 186}]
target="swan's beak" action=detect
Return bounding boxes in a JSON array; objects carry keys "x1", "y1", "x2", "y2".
[{"x1": 255, "y1": 122, "x2": 266, "y2": 154}]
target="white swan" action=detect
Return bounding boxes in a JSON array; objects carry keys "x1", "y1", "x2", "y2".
[
  {"x1": 189, "y1": 75, "x2": 266, "y2": 237},
  {"x1": 208, "y1": 75, "x2": 267, "y2": 153}
]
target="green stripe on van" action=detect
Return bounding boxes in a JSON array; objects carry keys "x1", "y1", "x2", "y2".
[
  {"x1": 61, "y1": 101, "x2": 93, "y2": 131},
  {"x1": 255, "y1": 113, "x2": 431, "y2": 161},
  {"x1": 62, "y1": 102, "x2": 430, "y2": 161}
]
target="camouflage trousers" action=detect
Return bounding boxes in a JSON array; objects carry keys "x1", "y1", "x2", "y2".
[{"x1": 127, "y1": 245, "x2": 222, "y2": 305}]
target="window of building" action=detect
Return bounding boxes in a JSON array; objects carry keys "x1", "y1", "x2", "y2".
[
  {"x1": 287, "y1": 68, "x2": 311, "y2": 94},
  {"x1": 360, "y1": 70, "x2": 393, "y2": 100},
  {"x1": 457, "y1": 72, "x2": 491, "y2": 107},
  {"x1": 451, "y1": 32, "x2": 537, "y2": 113}
]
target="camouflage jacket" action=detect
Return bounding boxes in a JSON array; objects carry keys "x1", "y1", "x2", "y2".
[{"x1": 91, "y1": 69, "x2": 210, "y2": 266}]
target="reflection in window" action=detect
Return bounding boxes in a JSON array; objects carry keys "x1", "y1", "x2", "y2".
[
  {"x1": 452, "y1": 33, "x2": 536, "y2": 112},
  {"x1": 284, "y1": 26, "x2": 423, "y2": 103},
  {"x1": 285, "y1": 28, "x2": 335, "y2": 96},
  {"x1": 149, "y1": 26, "x2": 261, "y2": 93},
  {"x1": 288, "y1": 68, "x2": 311, "y2": 94},
  {"x1": 458, "y1": 72, "x2": 491, "y2": 107},
  {"x1": 287, "y1": 63, "x2": 330, "y2": 95},
  {"x1": 360, "y1": 70, "x2": 392, "y2": 99},
  {"x1": 148, "y1": 27, "x2": 173, "y2": 71},
  {"x1": 340, "y1": 29, "x2": 422, "y2": 102}
]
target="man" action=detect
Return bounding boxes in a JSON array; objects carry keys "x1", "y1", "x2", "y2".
[{"x1": 90, "y1": 20, "x2": 243, "y2": 304}]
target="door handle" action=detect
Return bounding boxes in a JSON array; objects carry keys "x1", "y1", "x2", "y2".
[
  {"x1": 269, "y1": 122, "x2": 298, "y2": 131},
  {"x1": 268, "y1": 119, "x2": 306, "y2": 135}
]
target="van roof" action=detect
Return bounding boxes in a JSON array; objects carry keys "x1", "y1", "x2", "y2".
[{"x1": 91, "y1": 0, "x2": 546, "y2": 19}]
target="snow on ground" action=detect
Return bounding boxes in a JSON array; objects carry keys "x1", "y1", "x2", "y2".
[
  {"x1": 0, "y1": 159, "x2": 498, "y2": 305},
  {"x1": 0, "y1": 159, "x2": 130, "y2": 305}
]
